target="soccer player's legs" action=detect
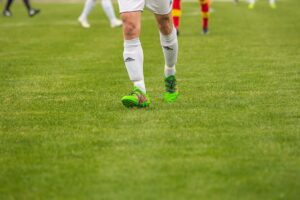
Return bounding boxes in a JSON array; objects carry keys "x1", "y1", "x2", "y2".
[
  {"x1": 269, "y1": 0, "x2": 276, "y2": 9},
  {"x1": 23, "y1": 0, "x2": 41, "y2": 17},
  {"x1": 23, "y1": 0, "x2": 31, "y2": 11},
  {"x1": 248, "y1": 0, "x2": 255, "y2": 9},
  {"x1": 100, "y1": 0, "x2": 122, "y2": 27},
  {"x1": 248, "y1": 0, "x2": 276, "y2": 9},
  {"x1": 119, "y1": 10, "x2": 149, "y2": 108},
  {"x1": 154, "y1": 12, "x2": 179, "y2": 102},
  {"x1": 3, "y1": 0, "x2": 40, "y2": 17},
  {"x1": 147, "y1": 0, "x2": 179, "y2": 102},
  {"x1": 172, "y1": 0, "x2": 181, "y2": 35},
  {"x1": 118, "y1": 0, "x2": 150, "y2": 108},
  {"x1": 118, "y1": 0, "x2": 178, "y2": 107},
  {"x1": 199, "y1": 0, "x2": 210, "y2": 34},
  {"x1": 78, "y1": 0, "x2": 96, "y2": 28},
  {"x1": 23, "y1": 0, "x2": 40, "y2": 17},
  {"x1": 3, "y1": 0, "x2": 14, "y2": 16}
]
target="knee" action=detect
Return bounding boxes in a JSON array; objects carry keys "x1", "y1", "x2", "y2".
[
  {"x1": 121, "y1": 14, "x2": 140, "y2": 39},
  {"x1": 158, "y1": 15, "x2": 173, "y2": 35},
  {"x1": 124, "y1": 21, "x2": 139, "y2": 38}
]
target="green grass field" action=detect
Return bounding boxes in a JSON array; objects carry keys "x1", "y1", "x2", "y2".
[{"x1": 0, "y1": 1, "x2": 299, "y2": 199}]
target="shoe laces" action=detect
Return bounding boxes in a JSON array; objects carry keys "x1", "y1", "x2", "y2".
[
  {"x1": 130, "y1": 88, "x2": 148, "y2": 103},
  {"x1": 165, "y1": 76, "x2": 177, "y2": 93}
]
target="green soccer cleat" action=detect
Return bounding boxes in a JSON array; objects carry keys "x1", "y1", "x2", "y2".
[
  {"x1": 164, "y1": 75, "x2": 179, "y2": 102},
  {"x1": 121, "y1": 86, "x2": 150, "y2": 108}
]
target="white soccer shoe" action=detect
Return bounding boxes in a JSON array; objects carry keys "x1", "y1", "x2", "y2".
[
  {"x1": 110, "y1": 19, "x2": 122, "y2": 28},
  {"x1": 3, "y1": 10, "x2": 12, "y2": 17},
  {"x1": 78, "y1": 17, "x2": 91, "y2": 28}
]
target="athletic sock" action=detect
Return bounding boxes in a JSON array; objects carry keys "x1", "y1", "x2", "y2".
[
  {"x1": 200, "y1": 0, "x2": 210, "y2": 31},
  {"x1": 123, "y1": 38, "x2": 146, "y2": 93},
  {"x1": 5, "y1": 0, "x2": 14, "y2": 11},
  {"x1": 172, "y1": 0, "x2": 181, "y2": 31},
  {"x1": 160, "y1": 27, "x2": 178, "y2": 77},
  {"x1": 80, "y1": 0, "x2": 96, "y2": 19},
  {"x1": 23, "y1": 0, "x2": 31, "y2": 11},
  {"x1": 269, "y1": 0, "x2": 275, "y2": 5},
  {"x1": 101, "y1": 0, "x2": 118, "y2": 23}
]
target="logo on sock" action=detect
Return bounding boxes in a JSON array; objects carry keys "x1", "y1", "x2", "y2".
[
  {"x1": 163, "y1": 46, "x2": 174, "y2": 51},
  {"x1": 125, "y1": 57, "x2": 135, "y2": 62}
]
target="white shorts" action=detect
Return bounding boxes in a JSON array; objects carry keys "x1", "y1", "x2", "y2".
[{"x1": 118, "y1": 0, "x2": 173, "y2": 15}]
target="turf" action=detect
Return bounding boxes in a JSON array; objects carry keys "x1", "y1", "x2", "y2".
[{"x1": 0, "y1": 1, "x2": 299, "y2": 200}]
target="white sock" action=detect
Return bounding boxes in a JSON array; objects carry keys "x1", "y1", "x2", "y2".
[
  {"x1": 269, "y1": 0, "x2": 275, "y2": 4},
  {"x1": 248, "y1": 0, "x2": 255, "y2": 4},
  {"x1": 101, "y1": 0, "x2": 117, "y2": 23},
  {"x1": 80, "y1": 0, "x2": 96, "y2": 19},
  {"x1": 164, "y1": 66, "x2": 176, "y2": 78},
  {"x1": 133, "y1": 80, "x2": 146, "y2": 93},
  {"x1": 123, "y1": 38, "x2": 146, "y2": 93},
  {"x1": 160, "y1": 27, "x2": 178, "y2": 77}
]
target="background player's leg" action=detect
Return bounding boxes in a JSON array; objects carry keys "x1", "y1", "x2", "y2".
[
  {"x1": 23, "y1": 0, "x2": 40, "y2": 17},
  {"x1": 121, "y1": 12, "x2": 145, "y2": 93},
  {"x1": 78, "y1": 0, "x2": 96, "y2": 28},
  {"x1": 81, "y1": 0, "x2": 96, "y2": 18},
  {"x1": 199, "y1": 0, "x2": 210, "y2": 34},
  {"x1": 172, "y1": 0, "x2": 181, "y2": 35},
  {"x1": 269, "y1": 0, "x2": 276, "y2": 9},
  {"x1": 23, "y1": 0, "x2": 31, "y2": 10},
  {"x1": 248, "y1": 0, "x2": 255, "y2": 9},
  {"x1": 4, "y1": 0, "x2": 14, "y2": 11},
  {"x1": 101, "y1": 0, "x2": 122, "y2": 28},
  {"x1": 3, "y1": 0, "x2": 14, "y2": 16},
  {"x1": 155, "y1": 13, "x2": 178, "y2": 78}
]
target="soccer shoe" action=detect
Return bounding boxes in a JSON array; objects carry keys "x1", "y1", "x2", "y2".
[
  {"x1": 176, "y1": 28, "x2": 180, "y2": 36},
  {"x1": 121, "y1": 87, "x2": 150, "y2": 108},
  {"x1": 78, "y1": 17, "x2": 90, "y2": 28},
  {"x1": 110, "y1": 19, "x2": 122, "y2": 28},
  {"x1": 3, "y1": 10, "x2": 12, "y2": 17},
  {"x1": 248, "y1": 3, "x2": 255, "y2": 9},
  {"x1": 270, "y1": 3, "x2": 277, "y2": 9},
  {"x1": 28, "y1": 9, "x2": 40, "y2": 17},
  {"x1": 202, "y1": 28, "x2": 209, "y2": 35},
  {"x1": 164, "y1": 75, "x2": 179, "y2": 103}
]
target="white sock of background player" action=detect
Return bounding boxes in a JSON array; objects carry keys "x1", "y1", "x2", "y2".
[
  {"x1": 269, "y1": 0, "x2": 275, "y2": 5},
  {"x1": 80, "y1": 0, "x2": 96, "y2": 20},
  {"x1": 248, "y1": 0, "x2": 255, "y2": 4},
  {"x1": 101, "y1": 0, "x2": 118, "y2": 24}
]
